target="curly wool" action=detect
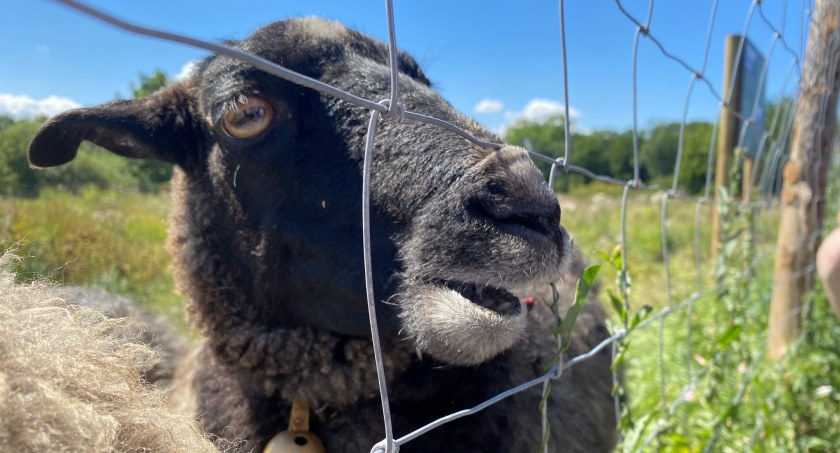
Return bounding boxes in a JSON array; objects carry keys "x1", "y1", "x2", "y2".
[
  {"x1": 0, "y1": 253, "x2": 219, "y2": 453},
  {"x1": 55, "y1": 286, "x2": 187, "y2": 387},
  {"x1": 168, "y1": 177, "x2": 416, "y2": 411},
  {"x1": 211, "y1": 326, "x2": 414, "y2": 406}
]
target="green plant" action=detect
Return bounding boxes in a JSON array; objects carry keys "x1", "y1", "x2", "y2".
[
  {"x1": 539, "y1": 264, "x2": 601, "y2": 453},
  {"x1": 610, "y1": 145, "x2": 840, "y2": 452},
  {"x1": 0, "y1": 188, "x2": 189, "y2": 333}
]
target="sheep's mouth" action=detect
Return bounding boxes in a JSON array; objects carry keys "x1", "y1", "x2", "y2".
[
  {"x1": 399, "y1": 279, "x2": 529, "y2": 365},
  {"x1": 436, "y1": 280, "x2": 522, "y2": 316}
]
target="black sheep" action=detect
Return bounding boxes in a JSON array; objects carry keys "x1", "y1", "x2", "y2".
[{"x1": 29, "y1": 17, "x2": 616, "y2": 452}]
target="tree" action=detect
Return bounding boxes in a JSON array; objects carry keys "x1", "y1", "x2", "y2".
[
  {"x1": 762, "y1": 96, "x2": 796, "y2": 181},
  {"x1": 0, "y1": 119, "x2": 42, "y2": 196},
  {"x1": 678, "y1": 122, "x2": 714, "y2": 193},
  {"x1": 504, "y1": 115, "x2": 714, "y2": 193},
  {"x1": 0, "y1": 115, "x2": 14, "y2": 133},
  {"x1": 641, "y1": 123, "x2": 681, "y2": 180},
  {"x1": 0, "y1": 117, "x2": 140, "y2": 196},
  {"x1": 130, "y1": 70, "x2": 168, "y2": 98},
  {"x1": 0, "y1": 70, "x2": 176, "y2": 196},
  {"x1": 602, "y1": 130, "x2": 637, "y2": 181},
  {"x1": 127, "y1": 70, "x2": 173, "y2": 191},
  {"x1": 641, "y1": 121, "x2": 712, "y2": 193},
  {"x1": 504, "y1": 115, "x2": 567, "y2": 158},
  {"x1": 504, "y1": 115, "x2": 573, "y2": 190},
  {"x1": 764, "y1": 96, "x2": 795, "y2": 138},
  {"x1": 505, "y1": 115, "x2": 647, "y2": 191}
]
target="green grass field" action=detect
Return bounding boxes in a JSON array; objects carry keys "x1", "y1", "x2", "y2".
[
  {"x1": 2, "y1": 185, "x2": 839, "y2": 451},
  {"x1": 559, "y1": 183, "x2": 780, "y2": 311},
  {"x1": 0, "y1": 187, "x2": 189, "y2": 333}
]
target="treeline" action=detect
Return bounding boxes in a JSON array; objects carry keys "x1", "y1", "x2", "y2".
[
  {"x1": 0, "y1": 71, "x2": 172, "y2": 197},
  {"x1": 0, "y1": 77, "x2": 791, "y2": 198},
  {"x1": 505, "y1": 98, "x2": 793, "y2": 194},
  {"x1": 504, "y1": 117, "x2": 713, "y2": 193}
]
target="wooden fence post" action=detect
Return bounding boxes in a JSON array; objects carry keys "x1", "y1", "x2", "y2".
[
  {"x1": 768, "y1": 0, "x2": 840, "y2": 361},
  {"x1": 712, "y1": 35, "x2": 743, "y2": 264},
  {"x1": 742, "y1": 155, "x2": 754, "y2": 202}
]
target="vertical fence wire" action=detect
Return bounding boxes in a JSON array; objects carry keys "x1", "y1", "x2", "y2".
[{"x1": 361, "y1": 107, "x2": 395, "y2": 453}]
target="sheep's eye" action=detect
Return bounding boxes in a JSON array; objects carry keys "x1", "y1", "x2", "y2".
[{"x1": 222, "y1": 97, "x2": 274, "y2": 139}]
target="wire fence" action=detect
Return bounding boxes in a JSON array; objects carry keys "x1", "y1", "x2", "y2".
[{"x1": 47, "y1": 0, "x2": 840, "y2": 451}]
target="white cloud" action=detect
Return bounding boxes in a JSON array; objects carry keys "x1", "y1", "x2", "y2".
[
  {"x1": 498, "y1": 98, "x2": 583, "y2": 135},
  {"x1": 474, "y1": 98, "x2": 503, "y2": 114},
  {"x1": 498, "y1": 98, "x2": 587, "y2": 135},
  {"x1": 0, "y1": 94, "x2": 80, "y2": 120},
  {"x1": 517, "y1": 98, "x2": 581, "y2": 122},
  {"x1": 35, "y1": 45, "x2": 49, "y2": 56},
  {"x1": 175, "y1": 61, "x2": 198, "y2": 80}
]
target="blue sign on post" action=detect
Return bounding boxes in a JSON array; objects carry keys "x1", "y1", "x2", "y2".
[{"x1": 738, "y1": 39, "x2": 766, "y2": 158}]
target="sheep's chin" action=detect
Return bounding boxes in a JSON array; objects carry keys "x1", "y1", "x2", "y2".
[{"x1": 398, "y1": 282, "x2": 527, "y2": 366}]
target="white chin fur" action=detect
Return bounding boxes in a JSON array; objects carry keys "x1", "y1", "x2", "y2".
[{"x1": 398, "y1": 284, "x2": 527, "y2": 366}]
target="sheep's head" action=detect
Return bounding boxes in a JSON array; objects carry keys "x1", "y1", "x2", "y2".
[{"x1": 28, "y1": 18, "x2": 571, "y2": 366}]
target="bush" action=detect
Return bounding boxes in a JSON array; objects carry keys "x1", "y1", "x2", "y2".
[
  {"x1": 0, "y1": 119, "x2": 41, "y2": 196},
  {"x1": 0, "y1": 116, "x2": 170, "y2": 196}
]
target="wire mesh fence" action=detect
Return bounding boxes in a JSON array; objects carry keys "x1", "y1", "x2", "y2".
[{"x1": 20, "y1": 0, "x2": 840, "y2": 451}]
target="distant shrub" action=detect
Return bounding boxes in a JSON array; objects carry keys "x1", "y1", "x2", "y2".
[
  {"x1": 0, "y1": 116, "x2": 170, "y2": 196},
  {"x1": 38, "y1": 144, "x2": 140, "y2": 193}
]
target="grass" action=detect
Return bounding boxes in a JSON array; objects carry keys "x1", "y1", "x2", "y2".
[
  {"x1": 1, "y1": 184, "x2": 721, "y2": 332},
  {"x1": 0, "y1": 187, "x2": 189, "y2": 333},
  {"x1": 613, "y1": 272, "x2": 840, "y2": 452},
  {"x1": 2, "y1": 184, "x2": 839, "y2": 451},
  {"x1": 560, "y1": 186, "x2": 781, "y2": 310},
  {"x1": 559, "y1": 183, "x2": 840, "y2": 451}
]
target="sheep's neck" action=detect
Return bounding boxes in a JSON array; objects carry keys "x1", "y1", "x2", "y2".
[{"x1": 202, "y1": 322, "x2": 414, "y2": 410}]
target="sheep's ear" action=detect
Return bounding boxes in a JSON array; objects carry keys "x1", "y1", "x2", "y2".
[{"x1": 29, "y1": 84, "x2": 203, "y2": 168}]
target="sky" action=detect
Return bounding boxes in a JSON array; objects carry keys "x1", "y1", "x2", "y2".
[{"x1": 0, "y1": 1, "x2": 811, "y2": 134}]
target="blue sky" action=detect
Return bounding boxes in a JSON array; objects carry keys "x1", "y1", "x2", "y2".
[{"x1": 0, "y1": 1, "x2": 809, "y2": 133}]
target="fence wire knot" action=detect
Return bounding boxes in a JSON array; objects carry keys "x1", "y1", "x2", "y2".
[
  {"x1": 379, "y1": 99, "x2": 405, "y2": 122},
  {"x1": 550, "y1": 363, "x2": 564, "y2": 380},
  {"x1": 370, "y1": 440, "x2": 398, "y2": 453}
]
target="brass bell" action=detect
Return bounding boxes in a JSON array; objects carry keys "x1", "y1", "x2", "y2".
[
  {"x1": 264, "y1": 399, "x2": 326, "y2": 453},
  {"x1": 264, "y1": 431, "x2": 326, "y2": 453}
]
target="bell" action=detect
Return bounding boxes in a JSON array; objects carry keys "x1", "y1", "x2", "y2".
[
  {"x1": 264, "y1": 430, "x2": 326, "y2": 453},
  {"x1": 264, "y1": 399, "x2": 327, "y2": 453}
]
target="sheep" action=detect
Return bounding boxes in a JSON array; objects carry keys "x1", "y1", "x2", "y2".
[
  {"x1": 27, "y1": 17, "x2": 617, "y2": 452},
  {"x1": 54, "y1": 285, "x2": 187, "y2": 387},
  {"x1": 0, "y1": 252, "x2": 219, "y2": 453}
]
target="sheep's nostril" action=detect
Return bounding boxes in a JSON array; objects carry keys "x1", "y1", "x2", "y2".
[
  {"x1": 508, "y1": 213, "x2": 554, "y2": 235},
  {"x1": 474, "y1": 198, "x2": 560, "y2": 239}
]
